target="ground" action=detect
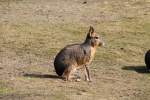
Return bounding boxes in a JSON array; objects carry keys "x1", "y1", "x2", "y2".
[{"x1": 0, "y1": 0, "x2": 150, "y2": 100}]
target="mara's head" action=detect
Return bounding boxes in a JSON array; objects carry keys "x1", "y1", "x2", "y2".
[{"x1": 85, "y1": 26, "x2": 104, "y2": 47}]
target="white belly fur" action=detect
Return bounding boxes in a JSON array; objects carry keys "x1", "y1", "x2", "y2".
[{"x1": 89, "y1": 47, "x2": 96, "y2": 63}]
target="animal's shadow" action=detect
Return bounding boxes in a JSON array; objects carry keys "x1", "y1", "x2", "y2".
[
  {"x1": 122, "y1": 65, "x2": 149, "y2": 74},
  {"x1": 23, "y1": 73, "x2": 62, "y2": 79}
]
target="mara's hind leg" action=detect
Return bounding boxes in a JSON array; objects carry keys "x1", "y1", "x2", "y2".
[{"x1": 62, "y1": 65, "x2": 75, "y2": 81}]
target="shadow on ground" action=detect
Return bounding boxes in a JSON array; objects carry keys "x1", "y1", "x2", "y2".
[
  {"x1": 23, "y1": 73, "x2": 62, "y2": 79},
  {"x1": 122, "y1": 65, "x2": 149, "y2": 74}
]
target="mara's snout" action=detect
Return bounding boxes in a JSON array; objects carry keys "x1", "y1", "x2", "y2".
[{"x1": 54, "y1": 26, "x2": 104, "y2": 81}]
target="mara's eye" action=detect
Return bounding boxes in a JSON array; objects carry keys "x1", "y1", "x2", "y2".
[{"x1": 95, "y1": 37, "x2": 99, "y2": 39}]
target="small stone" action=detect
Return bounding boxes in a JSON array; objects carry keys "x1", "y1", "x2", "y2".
[
  {"x1": 83, "y1": 1, "x2": 87, "y2": 4},
  {"x1": 120, "y1": 48, "x2": 124, "y2": 50}
]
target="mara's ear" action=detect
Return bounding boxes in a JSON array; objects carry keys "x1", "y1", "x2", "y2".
[{"x1": 88, "y1": 26, "x2": 94, "y2": 37}]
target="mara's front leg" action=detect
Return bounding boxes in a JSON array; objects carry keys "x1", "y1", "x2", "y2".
[{"x1": 84, "y1": 65, "x2": 92, "y2": 82}]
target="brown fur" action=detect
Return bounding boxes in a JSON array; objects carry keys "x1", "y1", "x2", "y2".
[{"x1": 54, "y1": 26, "x2": 104, "y2": 81}]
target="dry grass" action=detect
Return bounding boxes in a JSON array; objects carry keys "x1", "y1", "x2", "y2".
[{"x1": 0, "y1": 0, "x2": 150, "y2": 100}]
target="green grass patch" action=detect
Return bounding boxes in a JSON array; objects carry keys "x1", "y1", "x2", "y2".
[
  {"x1": 142, "y1": 23, "x2": 150, "y2": 33},
  {"x1": 0, "y1": 81, "x2": 13, "y2": 95}
]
